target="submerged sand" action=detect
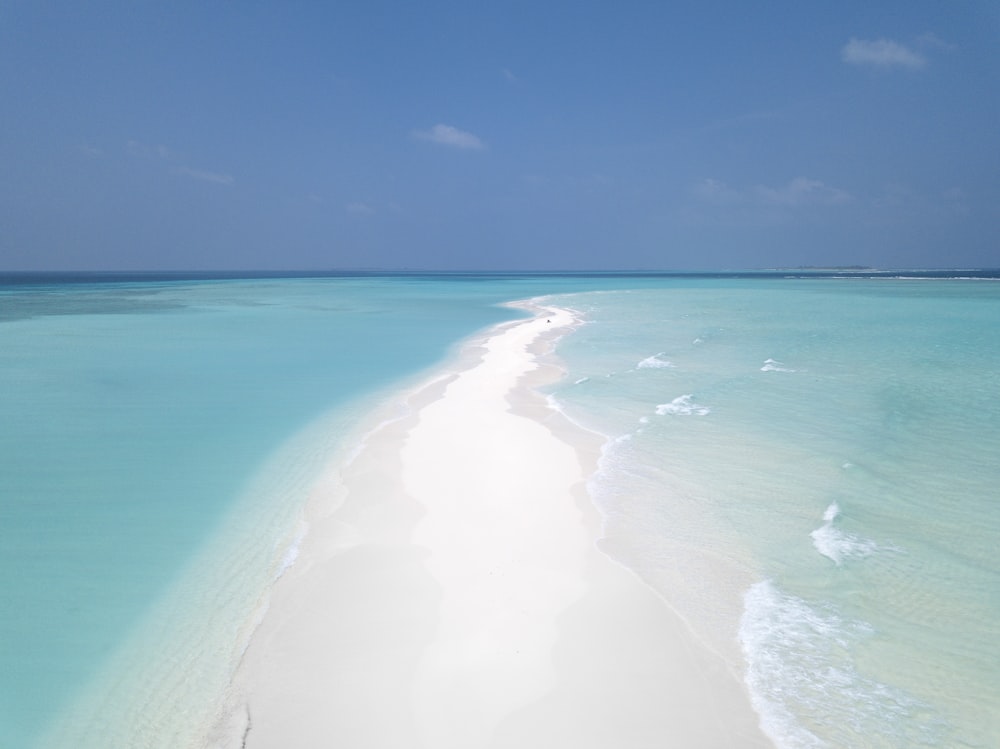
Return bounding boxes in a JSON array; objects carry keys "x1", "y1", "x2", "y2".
[{"x1": 212, "y1": 305, "x2": 770, "y2": 748}]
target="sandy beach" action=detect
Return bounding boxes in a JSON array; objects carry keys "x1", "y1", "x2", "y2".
[{"x1": 214, "y1": 304, "x2": 770, "y2": 749}]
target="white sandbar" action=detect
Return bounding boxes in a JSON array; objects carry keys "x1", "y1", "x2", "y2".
[{"x1": 214, "y1": 304, "x2": 771, "y2": 748}]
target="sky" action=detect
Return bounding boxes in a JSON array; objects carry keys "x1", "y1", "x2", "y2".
[{"x1": 2, "y1": 1, "x2": 998, "y2": 271}]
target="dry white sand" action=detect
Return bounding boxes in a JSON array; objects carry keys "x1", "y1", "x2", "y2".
[{"x1": 214, "y1": 305, "x2": 771, "y2": 749}]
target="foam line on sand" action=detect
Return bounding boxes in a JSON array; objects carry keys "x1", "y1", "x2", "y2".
[{"x1": 213, "y1": 303, "x2": 771, "y2": 749}]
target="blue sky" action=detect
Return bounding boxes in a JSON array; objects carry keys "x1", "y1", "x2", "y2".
[{"x1": 2, "y1": 1, "x2": 998, "y2": 270}]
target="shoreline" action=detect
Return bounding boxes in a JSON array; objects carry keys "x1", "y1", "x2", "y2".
[{"x1": 213, "y1": 302, "x2": 770, "y2": 748}]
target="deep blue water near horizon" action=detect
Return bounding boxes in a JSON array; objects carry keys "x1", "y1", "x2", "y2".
[{"x1": 2, "y1": 271, "x2": 999, "y2": 748}]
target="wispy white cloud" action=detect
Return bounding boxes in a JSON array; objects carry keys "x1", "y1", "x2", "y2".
[
  {"x1": 872, "y1": 182, "x2": 971, "y2": 219},
  {"x1": 346, "y1": 201, "x2": 375, "y2": 215},
  {"x1": 754, "y1": 177, "x2": 852, "y2": 206},
  {"x1": 693, "y1": 178, "x2": 743, "y2": 206},
  {"x1": 126, "y1": 139, "x2": 233, "y2": 185},
  {"x1": 170, "y1": 166, "x2": 234, "y2": 186},
  {"x1": 695, "y1": 177, "x2": 853, "y2": 207},
  {"x1": 126, "y1": 140, "x2": 170, "y2": 159},
  {"x1": 872, "y1": 182, "x2": 916, "y2": 209},
  {"x1": 412, "y1": 123, "x2": 485, "y2": 150},
  {"x1": 841, "y1": 37, "x2": 926, "y2": 70},
  {"x1": 501, "y1": 68, "x2": 518, "y2": 83},
  {"x1": 916, "y1": 32, "x2": 956, "y2": 51}
]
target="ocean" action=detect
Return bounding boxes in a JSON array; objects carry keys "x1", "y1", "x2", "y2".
[
  {"x1": 1, "y1": 272, "x2": 998, "y2": 748},
  {"x1": 543, "y1": 276, "x2": 1000, "y2": 748}
]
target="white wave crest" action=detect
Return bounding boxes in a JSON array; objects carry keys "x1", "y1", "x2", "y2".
[
  {"x1": 637, "y1": 353, "x2": 675, "y2": 369},
  {"x1": 761, "y1": 358, "x2": 796, "y2": 372},
  {"x1": 545, "y1": 393, "x2": 566, "y2": 414},
  {"x1": 810, "y1": 502, "x2": 878, "y2": 565},
  {"x1": 655, "y1": 394, "x2": 710, "y2": 416}
]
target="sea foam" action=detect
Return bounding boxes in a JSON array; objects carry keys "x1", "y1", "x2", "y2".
[
  {"x1": 636, "y1": 353, "x2": 675, "y2": 369},
  {"x1": 809, "y1": 502, "x2": 879, "y2": 565},
  {"x1": 740, "y1": 580, "x2": 937, "y2": 749},
  {"x1": 655, "y1": 395, "x2": 710, "y2": 416}
]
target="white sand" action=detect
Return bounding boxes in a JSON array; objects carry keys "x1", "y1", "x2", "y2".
[{"x1": 214, "y1": 305, "x2": 771, "y2": 749}]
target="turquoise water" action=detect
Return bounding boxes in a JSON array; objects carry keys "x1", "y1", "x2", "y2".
[
  {"x1": 2, "y1": 273, "x2": 998, "y2": 748},
  {"x1": 0, "y1": 275, "x2": 549, "y2": 748},
  {"x1": 543, "y1": 278, "x2": 1000, "y2": 748}
]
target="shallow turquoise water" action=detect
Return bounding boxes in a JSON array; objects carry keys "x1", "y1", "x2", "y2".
[
  {"x1": 544, "y1": 279, "x2": 1000, "y2": 748},
  {"x1": 0, "y1": 275, "x2": 540, "y2": 747},
  {"x1": 3, "y1": 273, "x2": 998, "y2": 748}
]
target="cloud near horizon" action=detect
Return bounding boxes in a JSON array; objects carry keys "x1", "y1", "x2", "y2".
[
  {"x1": 412, "y1": 124, "x2": 485, "y2": 150},
  {"x1": 841, "y1": 37, "x2": 926, "y2": 69}
]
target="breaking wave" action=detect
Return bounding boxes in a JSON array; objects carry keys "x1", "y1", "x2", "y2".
[
  {"x1": 761, "y1": 358, "x2": 796, "y2": 372},
  {"x1": 655, "y1": 394, "x2": 710, "y2": 416},
  {"x1": 809, "y1": 502, "x2": 880, "y2": 566},
  {"x1": 637, "y1": 354, "x2": 675, "y2": 369}
]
